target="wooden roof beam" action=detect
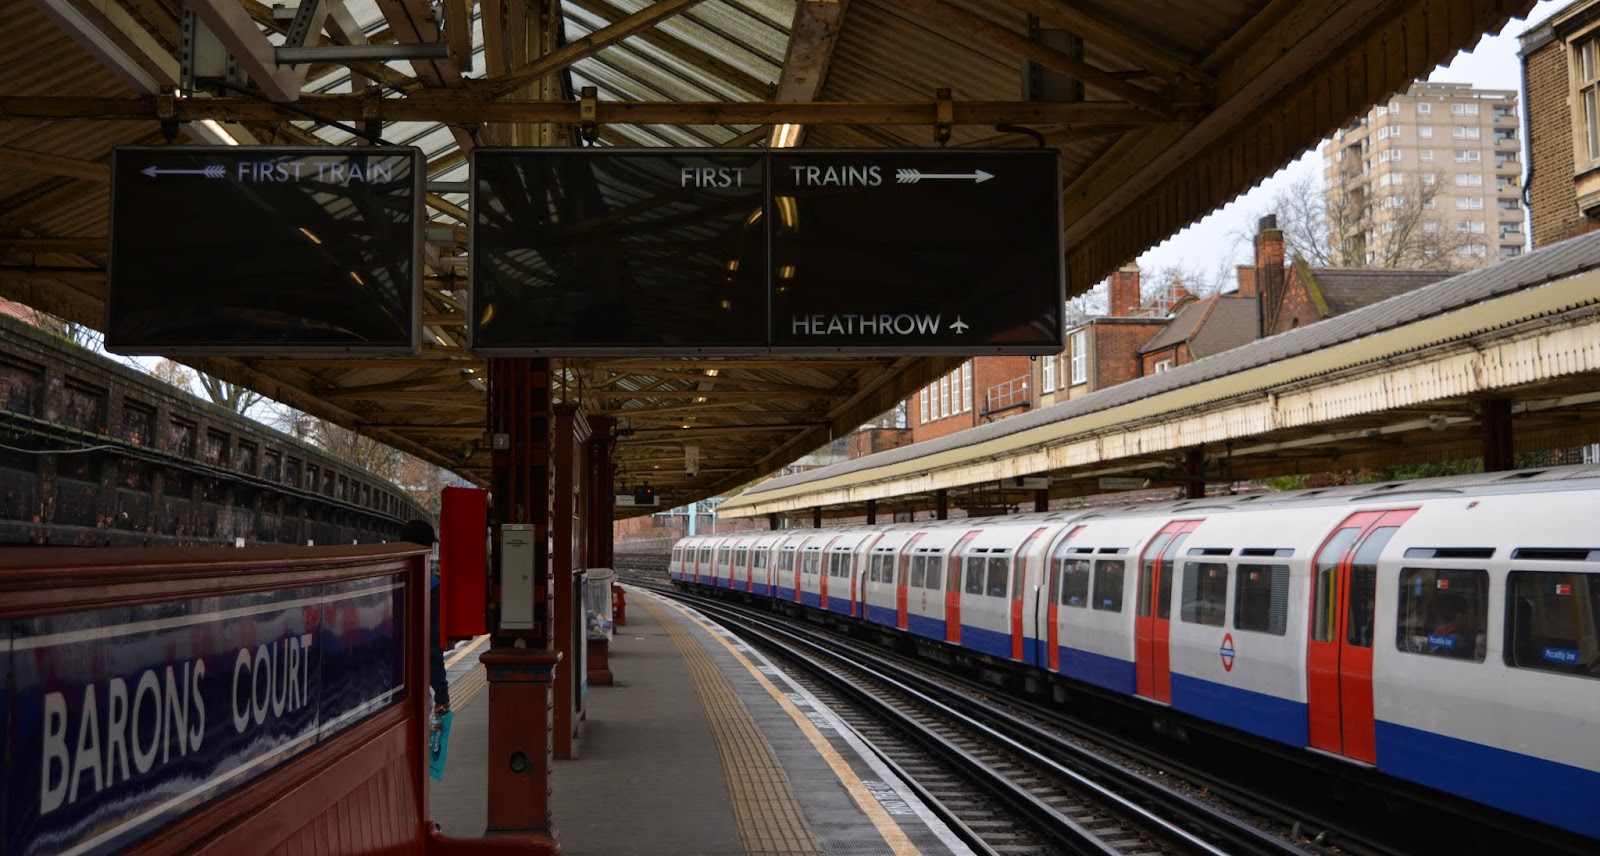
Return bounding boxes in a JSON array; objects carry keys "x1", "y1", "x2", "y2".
[
  {"x1": 566, "y1": 0, "x2": 772, "y2": 98},
  {"x1": 475, "y1": 0, "x2": 715, "y2": 99},
  {"x1": 774, "y1": 0, "x2": 850, "y2": 106},
  {"x1": 0, "y1": 95, "x2": 1180, "y2": 127},
  {"x1": 993, "y1": 0, "x2": 1214, "y2": 91},
  {"x1": 0, "y1": 147, "x2": 110, "y2": 182},
  {"x1": 875, "y1": 0, "x2": 1175, "y2": 118}
]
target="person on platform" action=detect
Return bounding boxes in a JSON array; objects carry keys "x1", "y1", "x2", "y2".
[{"x1": 401, "y1": 519, "x2": 451, "y2": 714}]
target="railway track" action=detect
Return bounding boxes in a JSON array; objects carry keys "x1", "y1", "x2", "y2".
[{"x1": 657, "y1": 587, "x2": 1312, "y2": 856}]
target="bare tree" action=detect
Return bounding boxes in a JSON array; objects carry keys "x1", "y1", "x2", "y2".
[
  {"x1": 195, "y1": 373, "x2": 264, "y2": 414},
  {"x1": 1264, "y1": 172, "x2": 1471, "y2": 270},
  {"x1": 12, "y1": 305, "x2": 100, "y2": 348}
]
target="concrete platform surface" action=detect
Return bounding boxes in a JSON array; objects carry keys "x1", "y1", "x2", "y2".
[{"x1": 428, "y1": 587, "x2": 975, "y2": 856}]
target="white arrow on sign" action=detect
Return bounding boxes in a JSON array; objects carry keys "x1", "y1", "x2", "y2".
[
  {"x1": 895, "y1": 168, "x2": 994, "y2": 184},
  {"x1": 141, "y1": 165, "x2": 227, "y2": 179}
]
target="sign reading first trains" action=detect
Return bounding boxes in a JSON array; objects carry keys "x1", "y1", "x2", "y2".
[
  {"x1": 470, "y1": 149, "x2": 1063, "y2": 356},
  {"x1": 107, "y1": 147, "x2": 424, "y2": 356}
]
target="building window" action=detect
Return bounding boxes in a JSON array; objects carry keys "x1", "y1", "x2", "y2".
[
  {"x1": 1419, "y1": 125, "x2": 1433, "y2": 138},
  {"x1": 1069, "y1": 330, "x2": 1087, "y2": 384},
  {"x1": 1041, "y1": 350, "x2": 1056, "y2": 390},
  {"x1": 1457, "y1": 243, "x2": 1487, "y2": 258},
  {"x1": 939, "y1": 375, "x2": 949, "y2": 418},
  {"x1": 920, "y1": 388, "x2": 929, "y2": 424},
  {"x1": 1453, "y1": 173, "x2": 1482, "y2": 186},
  {"x1": 1153, "y1": 359, "x2": 1173, "y2": 373},
  {"x1": 1423, "y1": 220, "x2": 1437, "y2": 233},
  {"x1": 1451, "y1": 102, "x2": 1480, "y2": 116},
  {"x1": 1418, "y1": 102, "x2": 1431, "y2": 114},
  {"x1": 1501, "y1": 245, "x2": 1523, "y2": 259},
  {"x1": 1452, "y1": 125, "x2": 1480, "y2": 139},
  {"x1": 1420, "y1": 149, "x2": 1434, "y2": 162},
  {"x1": 961, "y1": 361, "x2": 972, "y2": 412},
  {"x1": 1454, "y1": 149, "x2": 1481, "y2": 163},
  {"x1": 1389, "y1": 99, "x2": 1400, "y2": 112}
]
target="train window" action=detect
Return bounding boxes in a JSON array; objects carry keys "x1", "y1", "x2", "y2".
[
  {"x1": 1347, "y1": 527, "x2": 1398, "y2": 648},
  {"x1": 964, "y1": 556, "x2": 986, "y2": 594},
  {"x1": 830, "y1": 552, "x2": 848, "y2": 577},
  {"x1": 910, "y1": 555, "x2": 927, "y2": 588},
  {"x1": 1093, "y1": 560, "x2": 1125, "y2": 612},
  {"x1": 1234, "y1": 564, "x2": 1290, "y2": 635},
  {"x1": 1180, "y1": 562, "x2": 1228, "y2": 626},
  {"x1": 986, "y1": 557, "x2": 1009, "y2": 598},
  {"x1": 1313, "y1": 527, "x2": 1361, "y2": 642},
  {"x1": 924, "y1": 554, "x2": 943, "y2": 590},
  {"x1": 1505, "y1": 572, "x2": 1600, "y2": 678},
  {"x1": 1396, "y1": 567, "x2": 1489, "y2": 662},
  {"x1": 718, "y1": 547, "x2": 731, "y2": 566},
  {"x1": 736, "y1": 548, "x2": 748, "y2": 567},
  {"x1": 1157, "y1": 533, "x2": 1189, "y2": 619},
  {"x1": 1059, "y1": 559, "x2": 1091, "y2": 607},
  {"x1": 699, "y1": 548, "x2": 711, "y2": 564},
  {"x1": 1138, "y1": 532, "x2": 1173, "y2": 618},
  {"x1": 779, "y1": 549, "x2": 795, "y2": 572},
  {"x1": 755, "y1": 548, "x2": 768, "y2": 569},
  {"x1": 803, "y1": 551, "x2": 820, "y2": 576}
]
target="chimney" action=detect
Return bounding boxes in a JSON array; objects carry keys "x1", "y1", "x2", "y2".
[
  {"x1": 1107, "y1": 264, "x2": 1141, "y2": 317},
  {"x1": 1252, "y1": 214, "x2": 1286, "y2": 336}
]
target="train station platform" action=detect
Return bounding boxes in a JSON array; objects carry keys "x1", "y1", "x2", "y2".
[{"x1": 429, "y1": 587, "x2": 975, "y2": 856}]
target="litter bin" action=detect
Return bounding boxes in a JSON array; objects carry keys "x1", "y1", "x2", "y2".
[
  {"x1": 584, "y1": 569, "x2": 616, "y2": 641},
  {"x1": 584, "y1": 569, "x2": 617, "y2": 685}
]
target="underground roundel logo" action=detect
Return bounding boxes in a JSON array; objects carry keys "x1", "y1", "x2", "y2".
[{"x1": 1220, "y1": 633, "x2": 1236, "y2": 672}]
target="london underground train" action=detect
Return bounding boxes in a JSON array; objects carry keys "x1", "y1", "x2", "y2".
[{"x1": 670, "y1": 465, "x2": 1600, "y2": 841}]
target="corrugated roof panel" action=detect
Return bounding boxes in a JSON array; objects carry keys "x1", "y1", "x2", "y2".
[{"x1": 741, "y1": 232, "x2": 1600, "y2": 497}]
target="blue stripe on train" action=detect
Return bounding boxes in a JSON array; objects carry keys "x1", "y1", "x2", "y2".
[
  {"x1": 865, "y1": 604, "x2": 897, "y2": 626},
  {"x1": 1168, "y1": 673, "x2": 1307, "y2": 747},
  {"x1": 800, "y1": 591, "x2": 820, "y2": 608},
  {"x1": 777, "y1": 586, "x2": 794, "y2": 601},
  {"x1": 960, "y1": 624, "x2": 1011, "y2": 658},
  {"x1": 1375, "y1": 719, "x2": 1600, "y2": 840},
  {"x1": 907, "y1": 613, "x2": 945, "y2": 639},
  {"x1": 825, "y1": 597, "x2": 853, "y2": 615},
  {"x1": 1057, "y1": 646, "x2": 1137, "y2": 695}
]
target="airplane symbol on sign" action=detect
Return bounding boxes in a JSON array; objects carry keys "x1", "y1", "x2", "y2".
[{"x1": 950, "y1": 316, "x2": 969, "y2": 334}]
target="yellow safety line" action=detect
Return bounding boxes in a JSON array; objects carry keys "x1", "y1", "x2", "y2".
[
  {"x1": 646, "y1": 591, "x2": 922, "y2": 856},
  {"x1": 445, "y1": 634, "x2": 491, "y2": 668}
]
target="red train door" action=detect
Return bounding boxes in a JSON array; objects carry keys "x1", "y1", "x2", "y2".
[
  {"x1": 1135, "y1": 519, "x2": 1203, "y2": 702},
  {"x1": 946, "y1": 530, "x2": 981, "y2": 644},
  {"x1": 897, "y1": 533, "x2": 925, "y2": 630},
  {"x1": 1043, "y1": 526, "x2": 1084, "y2": 670},
  {"x1": 1012, "y1": 527, "x2": 1049, "y2": 661},
  {"x1": 1306, "y1": 508, "x2": 1414, "y2": 763}
]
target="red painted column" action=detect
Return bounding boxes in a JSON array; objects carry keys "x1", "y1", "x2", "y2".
[
  {"x1": 480, "y1": 649, "x2": 563, "y2": 836},
  {"x1": 586, "y1": 416, "x2": 616, "y2": 687},
  {"x1": 1185, "y1": 447, "x2": 1206, "y2": 499},
  {"x1": 1481, "y1": 398, "x2": 1513, "y2": 472},
  {"x1": 484, "y1": 357, "x2": 559, "y2": 844},
  {"x1": 552, "y1": 405, "x2": 591, "y2": 760}
]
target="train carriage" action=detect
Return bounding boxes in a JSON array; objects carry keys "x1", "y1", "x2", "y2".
[{"x1": 672, "y1": 463, "x2": 1600, "y2": 842}]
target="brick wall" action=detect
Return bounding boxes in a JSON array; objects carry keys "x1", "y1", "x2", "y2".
[
  {"x1": 1092, "y1": 320, "x2": 1166, "y2": 390},
  {"x1": 1267, "y1": 266, "x2": 1322, "y2": 336},
  {"x1": 1525, "y1": 34, "x2": 1597, "y2": 247},
  {"x1": 844, "y1": 427, "x2": 911, "y2": 458},
  {"x1": 975, "y1": 356, "x2": 1032, "y2": 415}
]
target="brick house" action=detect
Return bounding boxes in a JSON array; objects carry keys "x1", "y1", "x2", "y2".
[
  {"x1": 895, "y1": 219, "x2": 1452, "y2": 457},
  {"x1": 1522, "y1": 1, "x2": 1600, "y2": 248}
]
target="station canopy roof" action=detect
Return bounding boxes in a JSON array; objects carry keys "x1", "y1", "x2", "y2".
[{"x1": 0, "y1": 0, "x2": 1536, "y2": 513}]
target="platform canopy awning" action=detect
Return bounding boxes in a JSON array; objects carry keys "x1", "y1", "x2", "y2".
[{"x1": 0, "y1": 0, "x2": 1536, "y2": 513}]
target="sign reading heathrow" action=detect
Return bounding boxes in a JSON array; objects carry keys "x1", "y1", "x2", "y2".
[
  {"x1": 108, "y1": 147, "x2": 423, "y2": 355},
  {"x1": 470, "y1": 149, "x2": 1062, "y2": 356}
]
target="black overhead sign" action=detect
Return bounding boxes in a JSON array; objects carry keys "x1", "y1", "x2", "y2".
[
  {"x1": 469, "y1": 148, "x2": 1063, "y2": 356},
  {"x1": 472, "y1": 150, "x2": 768, "y2": 354},
  {"x1": 107, "y1": 146, "x2": 423, "y2": 355}
]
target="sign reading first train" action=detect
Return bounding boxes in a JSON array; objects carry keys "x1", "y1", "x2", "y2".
[
  {"x1": 471, "y1": 148, "x2": 1064, "y2": 356},
  {"x1": 1, "y1": 578, "x2": 407, "y2": 855}
]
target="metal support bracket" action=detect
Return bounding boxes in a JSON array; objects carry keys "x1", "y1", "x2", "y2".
[
  {"x1": 934, "y1": 88, "x2": 953, "y2": 145},
  {"x1": 181, "y1": 6, "x2": 242, "y2": 95},
  {"x1": 283, "y1": 0, "x2": 324, "y2": 51},
  {"x1": 579, "y1": 86, "x2": 599, "y2": 143}
]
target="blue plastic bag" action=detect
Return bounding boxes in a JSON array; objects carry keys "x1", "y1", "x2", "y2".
[{"x1": 428, "y1": 710, "x2": 454, "y2": 781}]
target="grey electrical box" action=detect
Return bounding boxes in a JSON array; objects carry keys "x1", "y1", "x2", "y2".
[{"x1": 500, "y1": 523, "x2": 536, "y2": 631}]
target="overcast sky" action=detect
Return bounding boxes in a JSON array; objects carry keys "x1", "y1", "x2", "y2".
[{"x1": 1131, "y1": 0, "x2": 1569, "y2": 282}]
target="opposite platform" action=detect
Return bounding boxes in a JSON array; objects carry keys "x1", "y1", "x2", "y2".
[{"x1": 428, "y1": 587, "x2": 975, "y2": 855}]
